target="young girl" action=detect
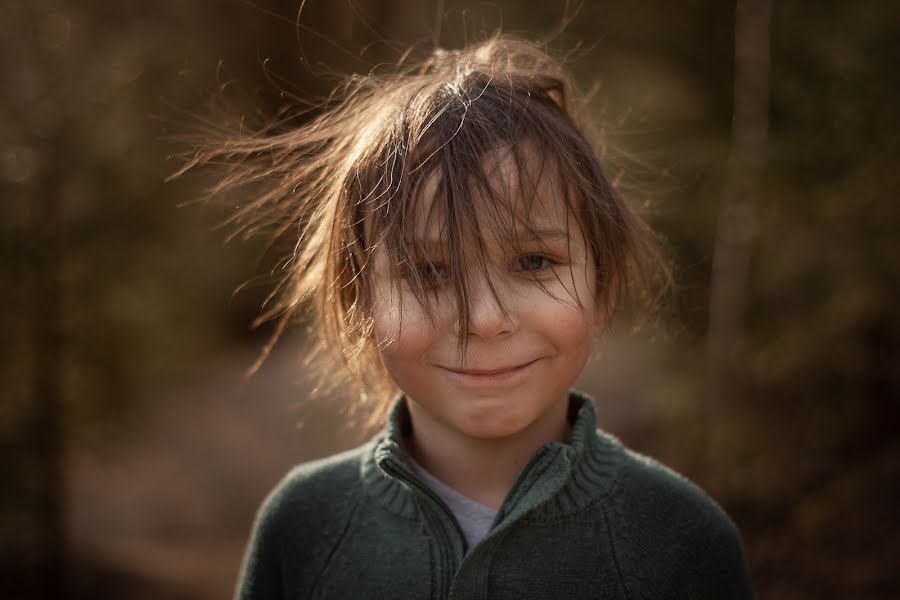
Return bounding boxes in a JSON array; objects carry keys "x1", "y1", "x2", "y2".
[{"x1": 185, "y1": 36, "x2": 753, "y2": 599}]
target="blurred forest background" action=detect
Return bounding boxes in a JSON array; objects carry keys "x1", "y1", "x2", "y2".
[{"x1": 2, "y1": 0, "x2": 899, "y2": 598}]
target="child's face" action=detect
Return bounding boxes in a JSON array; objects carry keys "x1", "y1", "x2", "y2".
[{"x1": 371, "y1": 151, "x2": 601, "y2": 442}]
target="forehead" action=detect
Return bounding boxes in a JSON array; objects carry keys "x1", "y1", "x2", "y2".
[{"x1": 409, "y1": 143, "x2": 575, "y2": 244}]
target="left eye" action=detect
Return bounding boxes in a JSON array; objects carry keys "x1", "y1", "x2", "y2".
[{"x1": 513, "y1": 254, "x2": 552, "y2": 273}]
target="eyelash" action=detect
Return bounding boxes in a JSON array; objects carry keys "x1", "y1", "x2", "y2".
[
  {"x1": 416, "y1": 261, "x2": 450, "y2": 283},
  {"x1": 403, "y1": 253, "x2": 557, "y2": 287},
  {"x1": 512, "y1": 253, "x2": 556, "y2": 274}
]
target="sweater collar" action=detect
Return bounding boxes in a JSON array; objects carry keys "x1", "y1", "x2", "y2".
[{"x1": 362, "y1": 390, "x2": 624, "y2": 522}]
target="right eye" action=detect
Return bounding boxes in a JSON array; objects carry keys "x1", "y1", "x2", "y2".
[{"x1": 403, "y1": 260, "x2": 450, "y2": 286}]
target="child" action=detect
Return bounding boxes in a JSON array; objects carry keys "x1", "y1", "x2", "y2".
[{"x1": 185, "y1": 36, "x2": 753, "y2": 599}]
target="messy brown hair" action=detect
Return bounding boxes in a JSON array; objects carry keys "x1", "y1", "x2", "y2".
[{"x1": 175, "y1": 35, "x2": 668, "y2": 427}]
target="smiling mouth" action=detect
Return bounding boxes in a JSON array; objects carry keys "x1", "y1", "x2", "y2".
[{"x1": 438, "y1": 359, "x2": 540, "y2": 377}]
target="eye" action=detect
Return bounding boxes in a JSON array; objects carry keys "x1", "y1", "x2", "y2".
[
  {"x1": 422, "y1": 261, "x2": 450, "y2": 282},
  {"x1": 403, "y1": 259, "x2": 450, "y2": 286},
  {"x1": 513, "y1": 253, "x2": 554, "y2": 273}
]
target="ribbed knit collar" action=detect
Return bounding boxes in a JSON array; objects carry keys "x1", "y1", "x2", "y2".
[{"x1": 361, "y1": 390, "x2": 625, "y2": 523}]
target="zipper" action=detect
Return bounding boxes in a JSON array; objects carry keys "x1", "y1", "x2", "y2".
[
  {"x1": 383, "y1": 444, "x2": 562, "y2": 599},
  {"x1": 444, "y1": 445, "x2": 559, "y2": 600},
  {"x1": 382, "y1": 457, "x2": 467, "y2": 598},
  {"x1": 492, "y1": 445, "x2": 553, "y2": 525}
]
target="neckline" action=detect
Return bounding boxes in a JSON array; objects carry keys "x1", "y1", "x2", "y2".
[
  {"x1": 362, "y1": 390, "x2": 625, "y2": 522},
  {"x1": 406, "y1": 454, "x2": 499, "y2": 516}
]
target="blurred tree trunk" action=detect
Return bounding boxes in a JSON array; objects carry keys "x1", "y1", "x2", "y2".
[
  {"x1": 30, "y1": 134, "x2": 66, "y2": 599},
  {"x1": 705, "y1": 0, "x2": 771, "y2": 429},
  {"x1": 29, "y1": 5, "x2": 68, "y2": 597}
]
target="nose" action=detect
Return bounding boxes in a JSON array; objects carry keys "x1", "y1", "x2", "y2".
[{"x1": 463, "y1": 271, "x2": 517, "y2": 339}]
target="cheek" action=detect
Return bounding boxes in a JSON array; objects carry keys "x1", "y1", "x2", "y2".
[
  {"x1": 564, "y1": 265, "x2": 600, "y2": 353},
  {"x1": 534, "y1": 273, "x2": 598, "y2": 349},
  {"x1": 553, "y1": 304, "x2": 596, "y2": 357},
  {"x1": 372, "y1": 284, "x2": 436, "y2": 370},
  {"x1": 372, "y1": 284, "x2": 401, "y2": 347},
  {"x1": 526, "y1": 284, "x2": 597, "y2": 364}
]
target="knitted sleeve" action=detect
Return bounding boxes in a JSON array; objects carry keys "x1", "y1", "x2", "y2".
[{"x1": 607, "y1": 450, "x2": 754, "y2": 599}]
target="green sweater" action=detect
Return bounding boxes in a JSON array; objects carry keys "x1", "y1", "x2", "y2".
[{"x1": 236, "y1": 392, "x2": 754, "y2": 599}]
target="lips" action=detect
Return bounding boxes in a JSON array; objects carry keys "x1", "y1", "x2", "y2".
[
  {"x1": 441, "y1": 360, "x2": 537, "y2": 376},
  {"x1": 435, "y1": 358, "x2": 542, "y2": 387}
]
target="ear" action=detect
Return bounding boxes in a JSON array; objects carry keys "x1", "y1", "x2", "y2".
[{"x1": 545, "y1": 85, "x2": 566, "y2": 112}]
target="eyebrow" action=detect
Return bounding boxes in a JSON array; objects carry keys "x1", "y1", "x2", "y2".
[{"x1": 417, "y1": 227, "x2": 570, "y2": 247}]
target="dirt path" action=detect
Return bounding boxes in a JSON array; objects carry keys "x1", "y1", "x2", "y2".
[{"x1": 68, "y1": 332, "x2": 658, "y2": 598}]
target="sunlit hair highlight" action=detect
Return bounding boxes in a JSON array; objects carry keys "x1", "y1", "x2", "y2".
[{"x1": 174, "y1": 35, "x2": 669, "y2": 428}]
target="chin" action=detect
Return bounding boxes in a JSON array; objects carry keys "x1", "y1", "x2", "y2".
[{"x1": 457, "y1": 406, "x2": 540, "y2": 440}]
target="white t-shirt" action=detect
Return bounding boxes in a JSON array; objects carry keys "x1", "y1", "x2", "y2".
[{"x1": 408, "y1": 458, "x2": 499, "y2": 550}]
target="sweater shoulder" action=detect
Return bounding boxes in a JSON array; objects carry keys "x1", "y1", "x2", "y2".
[
  {"x1": 613, "y1": 446, "x2": 732, "y2": 529},
  {"x1": 235, "y1": 443, "x2": 371, "y2": 599},
  {"x1": 604, "y1": 444, "x2": 754, "y2": 598},
  {"x1": 256, "y1": 442, "x2": 370, "y2": 536},
  {"x1": 267, "y1": 443, "x2": 369, "y2": 505}
]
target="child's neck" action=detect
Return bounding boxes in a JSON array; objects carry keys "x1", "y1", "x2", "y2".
[{"x1": 404, "y1": 399, "x2": 572, "y2": 510}]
